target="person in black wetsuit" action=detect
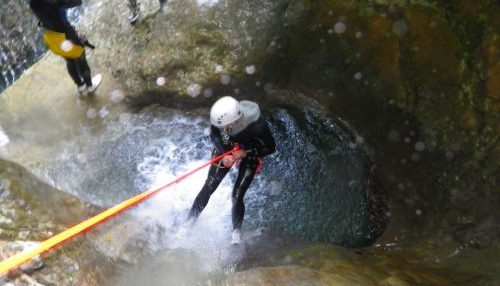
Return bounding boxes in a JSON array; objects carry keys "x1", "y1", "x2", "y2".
[
  {"x1": 127, "y1": 0, "x2": 167, "y2": 24},
  {"x1": 29, "y1": 0, "x2": 101, "y2": 96},
  {"x1": 188, "y1": 96, "x2": 276, "y2": 244}
]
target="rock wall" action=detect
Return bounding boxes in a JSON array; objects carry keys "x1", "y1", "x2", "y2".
[
  {"x1": 230, "y1": 0, "x2": 499, "y2": 249},
  {"x1": 0, "y1": 158, "x2": 101, "y2": 285},
  {"x1": 79, "y1": 0, "x2": 499, "y2": 250},
  {"x1": 0, "y1": 0, "x2": 45, "y2": 92}
]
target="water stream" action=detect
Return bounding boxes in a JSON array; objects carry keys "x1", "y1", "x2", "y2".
[
  {"x1": 40, "y1": 100, "x2": 373, "y2": 241},
  {"x1": 3, "y1": 99, "x2": 372, "y2": 284}
]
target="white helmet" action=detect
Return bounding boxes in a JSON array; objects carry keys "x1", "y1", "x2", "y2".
[{"x1": 210, "y1": 96, "x2": 242, "y2": 127}]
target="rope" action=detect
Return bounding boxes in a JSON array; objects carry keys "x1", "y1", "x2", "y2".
[{"x1": 0, "y1": 146, "x2": 239, "y2": 276}]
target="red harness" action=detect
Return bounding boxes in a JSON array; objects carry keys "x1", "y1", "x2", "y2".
[{"x1": 235, "y1": 156, "x2": 263, "y2": 174}]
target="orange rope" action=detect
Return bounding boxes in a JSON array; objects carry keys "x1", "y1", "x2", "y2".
[{"x1": 0, "y1": 147, "x2": 238, "y2": 275}]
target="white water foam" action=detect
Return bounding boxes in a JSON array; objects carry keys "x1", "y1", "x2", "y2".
[
  {"x1": 123, "y1": 115, "x2": 253, "y2": 273},
  {"x1": 134, "y1": 159, "x2": 238, "y2": 271}
]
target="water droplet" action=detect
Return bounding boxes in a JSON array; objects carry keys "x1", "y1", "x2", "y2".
[
  {"x1": 446, "y1": 151, "x2": 454, "y2": 160},
  {"x1": 110, "y1": 89, "x2": 124, "y2": 103},
  {"x1": 264, "y1": 83, "x2": 274, "y2": 94},
  {"x1": 416, "y1": 209, "x2": 422, "y2": 216},
  {"x1": 220, "y1": 74, "x2": 231, "y2": 85},
  {"x1": 355, "y1": 31, "x2": 363, "y2": 38},
  {"x1": 388, "y1": 130, "x2": 400, "y2": 142},
  {"x1": 334, "y1": 22, "x2": 346, "y2": 34},
  {"x1": 283, "y1": 255, "x2": 293, "y2": 264},
  {"x1": 156, "y1": 76, "x2": 166, "y2": 86},
  {"x1": 415, "y1": 141, "x2": 426, "y2": 152},
  {"x1": 202, "y1": 88, "x2": 213, "y2": 98},
  {"x1": 411, "y1": 153, "x2": 420, "y2": 161},
  {"x1": 392, "y1": 20, "x2": 408, "y2": 38},
  {"x1": 99, "y1": 107, "x2": 109, "y2": 118},
  {"x1": 119, "y1": 113, "x2": 131, "y2": 124},
  {"x1": 86, "y1": 108, "x2": 97, "y2": 119},
  {"x1": 354, "y1": 72, "x2": 362, "y2": 80},
  {"x1": 187, "y1": 83, "x2": 202, "y2": 97},
  {"x1": 245, "y1": 65, "x2": 256, "y2": 75},
  {"x1": 77, "y1": 153, "x2": 86, "y2": 163}
]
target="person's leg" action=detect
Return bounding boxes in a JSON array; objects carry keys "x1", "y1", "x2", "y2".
[
  {"x1": 188, "y1": 161, "x2": 230, "y2": 219},
  {"x1": 128, "y1": 0, "x2": 138, "y2": 10},
  {"x1": 231, "y1": 158, "x2": 258, "y2": 231},
  {"x1": 75, "y1": 53, "x2": 93, "y2": 87},
  {"x1": 65, "y1": 58, "x2": 84, "y2": 87}
]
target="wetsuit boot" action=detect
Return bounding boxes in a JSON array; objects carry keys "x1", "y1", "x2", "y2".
[
  {"x1": 128, "y1": 0, "x2": 140, "y2": 24},
  {"x1": 231, "y1": 229, "x2": 242, "y2": 244}
]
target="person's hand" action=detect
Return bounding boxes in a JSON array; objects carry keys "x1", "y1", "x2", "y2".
[
  {"x1": 232, "y1": 150, "x2": 247, "y2": 159},
  {"x1": 222, "y1": 155, "x2": 236, "y2": 168}
]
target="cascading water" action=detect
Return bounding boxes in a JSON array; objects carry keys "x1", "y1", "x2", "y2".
[
  {"x1": 14, "y1": 96, "x2": 382, "y2": 284},
  {"x1": 41, "y1": 100, "x2": 378, "y2": 241}
]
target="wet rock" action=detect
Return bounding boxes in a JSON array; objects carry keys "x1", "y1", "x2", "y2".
[
  {"x1": 0, "y1": 158, "x2": 99, "y2": 228},
  {"x1": 0, "y1": 0, "x2": 45, "y2": 92},
  {"x1": 245, "y1": 94, "x2": 388, "y2": 247},
  {"x1": 0, "y1": 241, "x2": 44, "y2": 273},
  {"x1": 283, "y1": 244, "x2": 451, "y2": 286},
  {"x1": 87, "y1": 216, "x2": 155, "y2": 265},
  {"x1": 0, "y1": 159, "x2": 103, "y2": 285},
  {"x1": 226, "y1": 265, "x2": 373, "y2": 286}
]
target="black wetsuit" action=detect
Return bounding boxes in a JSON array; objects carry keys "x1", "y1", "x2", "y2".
[
  {"x1": 29, "y1": 0, "x2": 93, "y2": 87},
  {"x1": 188, "y1": 116, "x2": 276, "y2": 231}
]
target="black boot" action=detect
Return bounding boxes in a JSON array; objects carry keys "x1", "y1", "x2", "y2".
[{"x1": 128, "y1": 0, "x2": 140, "y2": 24}]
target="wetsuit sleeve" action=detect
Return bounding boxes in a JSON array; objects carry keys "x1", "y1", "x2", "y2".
[
  {"x1": 60, "y1": 5, "x2": 84, "y2": 46},
  {"x1": 244, "y1": 118, "x2": 276, "y2": 157},
  {"x1": 64, "y1": 25, "x2": 84, "y2": 46},
  {"x1": 210, "y1": 126, "x2": 231, "y2": 154},
  {"x1": 45, "y1": 0, "x2": 84, "y2": 45}
]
